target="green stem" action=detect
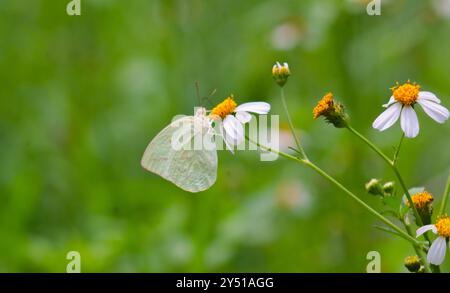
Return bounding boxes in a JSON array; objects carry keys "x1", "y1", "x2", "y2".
[
  {"x1": 393, "y1": 133, "x2": 405, "y2": 166},
  {"x1": 438, "y1": 173, "x2": 450, "y2": 217},
  {"x1": 402, "y1": 220, "x2": 431, "y2": 273},
  {"x1": 246, "y1": 136, "x2": 421, "y2": 248},
  {"x1": 373, "y1": 225, "x2": 405, "y2": 239},
  {"x1": 346, "y1": 125, "x2": 438, "y2": 272},
  {"x1": 279, "y1": 87, "x2": 309, "y2": 161},
  {"x1": 431, "y1": 264, "x2": 441, "y2": 273},
  {"x1": 346, "y1": 126, "x2": 426, "y2": 230},
  {"x1": 346, "y1": 125, "x2": 393, "y2": 165},
  {"x1": 304, "y1": 160, "x2": 421, "y2": 247},
  {"x1": 392, "y1": 133, "x2": 438, "y2": 273}
]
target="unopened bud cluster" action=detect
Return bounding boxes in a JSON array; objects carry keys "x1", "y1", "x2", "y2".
[{"x1": 365, "y1": 179, "x2": 395, "y2": 197}]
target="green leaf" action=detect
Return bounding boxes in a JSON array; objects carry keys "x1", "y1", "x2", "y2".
[{"x1": 382, "y1": 194, "x2": 401, "y2": 216}]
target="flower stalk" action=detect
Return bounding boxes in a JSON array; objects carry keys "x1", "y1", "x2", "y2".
[
  {"x1": 438, "y1": 173, "x2": 450, "y2": 217},
  {"x1": 345, "y1": 125, "x2": 438, "y2": 271},
  {"x1": 277, "y1": 88, "x2": 428, "y2": 269},
  {"x1": 345, "y1": 126, "x2": 426, "y2": 230},
  {"x1": 279, "y1": 87, "x2": 309, "y2": 161},
  {"x1": 401, "y1": 218, "x2": 431, "y2": 273},
  {"x1": 393, "y1": 133, "x2": 405, "y2": 166},
  {"x1": 245, "y1": 136, "x2": 422, "y2": 248},
  {"x1": 272, "y1": 74, "x2": 445, "y2": 272}
]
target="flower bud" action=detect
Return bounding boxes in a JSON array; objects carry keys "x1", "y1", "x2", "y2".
[
  {"x1": 272, "y1": 62, "x2": 290, "y2": 87},
  {"x1": 404, "y1": 255, "x2": 422, "y2": 273},
  {"x1": 382, "y1": 181, "x2": 395, "y2": 196},
  {"x1": 407, "y1": 191, "x2": 433, "y2": 225},
  {"x1": 313, "y1": 93, "x2": 349, "y2": 128},
  {"x1": 365, "y1": 179, "x2": 384, "y2": 196}
]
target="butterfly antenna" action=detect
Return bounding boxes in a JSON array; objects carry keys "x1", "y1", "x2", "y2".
[
  {"x1": 208, "y1": 88, "x2": 217, "y2": 98},
  {"x1": 201, "y1": 88, "x2": 217, "y2": 108},
  {"x1": 195, "y1": 80, "x2": 201, "y2": 106}
]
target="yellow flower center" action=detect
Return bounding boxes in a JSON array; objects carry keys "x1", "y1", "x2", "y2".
[
  {"x1": 210, "y1": 96, "x2": 237, "y2": 119},
  {"x1": 407, "y1": 191, "x2": 433, "y2": 210},
  {"x1": 272, "y1": 65, "x2": 290, "y2": 76},
  {"x1": 391, "y1": 81, "x2": 420, "y2": 106},
  {"x1": 436, "y1": 216, "x2": 450, "y2": 238},
  {"x1": 313, "y1": 92, "x2": 334, "y2": 119}
]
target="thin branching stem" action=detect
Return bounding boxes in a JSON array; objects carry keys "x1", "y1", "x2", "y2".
[
  {"x1": 279, "y1": 87, "x2": 309, "y2": 161},
  {"x1": 245, "y1": 136, "x2": 422, "y2": 248},
  {"x1": 393, "y1": 133, "x2": 405, "y2": 166},
  {"x1": 345, "y1": 127, "x2": 427, "y2": 232},
  {"x1": 401, "y1": 219, "x2": 431, "y2": 273},
  {"x1": 438, "y1": 173, "x2": 450, "y2": 217},
  {"x1": 345, "y1": 126, "x2": 439, "y2": 271}
]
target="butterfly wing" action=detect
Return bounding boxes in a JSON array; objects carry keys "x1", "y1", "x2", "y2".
[{"x1": 141, "y1": 115, "x2": 217, "y2": 193}]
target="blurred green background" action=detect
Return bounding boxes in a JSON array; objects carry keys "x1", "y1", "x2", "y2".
[{"x1": 0, "y1": 0, "x2": 449, "y2": 272}]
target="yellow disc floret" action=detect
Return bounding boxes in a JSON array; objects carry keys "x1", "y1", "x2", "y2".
[
  {"x1": 391, "y1": 81, "x2": 420, "y2": 106},
  {"x1": 313, "y1": 93, "x2": 334, "y2": 119},
  {"x1": 272, "y1": 64, "x2": 290, "y2": 76},
  {"x1": 210, "y1": 96, "x2": 237, "y2": 119},
  {"x1": 407, "y1": 191, "x2": 433, "y2": 210},
  {"x1": 272, "y1": 62, "x2": 291, "y2": 87},
  {"x1": 435, "y1": 216, "x2": 450, "y2": 238}
]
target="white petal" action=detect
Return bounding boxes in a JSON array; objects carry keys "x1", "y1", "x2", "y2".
[
  {"x1": 235, "y1": 102, "x2": 270, "y2": 114},
  {"x1": 417, "y1": 99, "x2": 449, "y2": 124},
  {"x1": 400, "y1": 106, "x2": 419, "y2": 138},
  {"x1": 223, "y1": 115, "x2": 244, "y2": 145},
  {"x1": 235, "y1": 111, "x2": 252, "y2": 124},
  {"x1": 224, "y1": 134, "x2": 236, "y2": 151},
  {"x1": 418, "y1": 91, "x2": 441, "y2": 103},
  {"x1": 416, "y1": 224, "x2": 437, "y2": 237},
  {"x1": 383, "y1": 96, "x2": 396, "y2": 108},
  {"x1": 218, "y1": 124, "x2": 234, "y2": 153},
  {"x1": 427, "y1": 236, "x2": 447, "y2": 265},
  {"x1": 372, "y1": 102, "x2": 402, "y2": 131}
]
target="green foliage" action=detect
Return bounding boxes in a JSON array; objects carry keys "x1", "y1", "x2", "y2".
[{"x1": 0, "y1": 0, "x2": 449, "y2": 272}]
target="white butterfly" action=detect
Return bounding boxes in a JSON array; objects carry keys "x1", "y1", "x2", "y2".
[{"x1": 141, "y1": 107, "x2": 218, "y2": 193}]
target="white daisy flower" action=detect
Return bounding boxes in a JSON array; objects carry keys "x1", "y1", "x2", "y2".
[
  {"x1": 372, "y1": 81, "x2": 449, "y2": 138},
  {"x1": 416, "y1": 216, "x2": 450, "y2": 265},
  {"x1": 209, "y1": 95, "x2": 270, "y2": 150}
]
